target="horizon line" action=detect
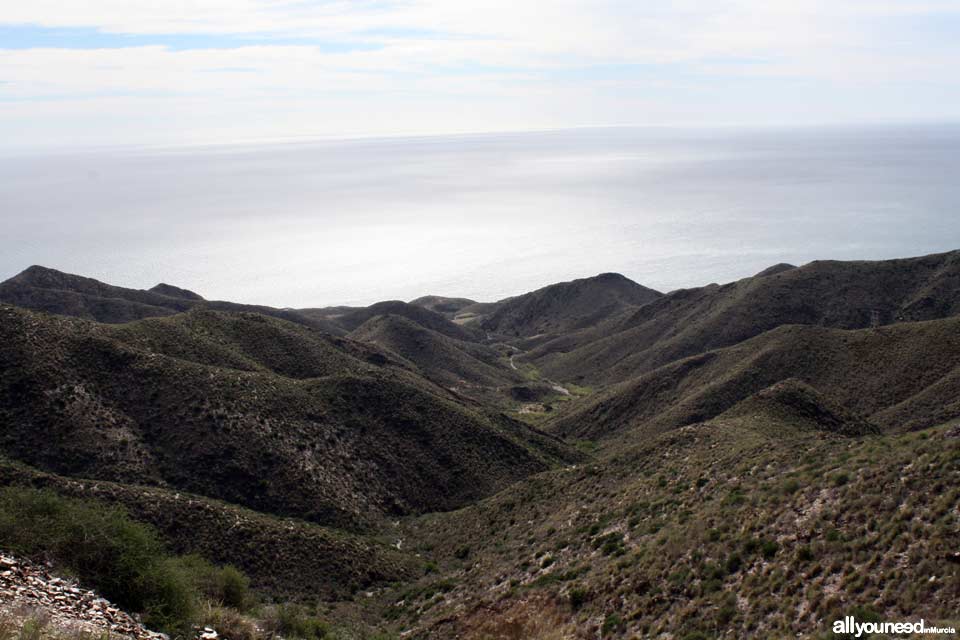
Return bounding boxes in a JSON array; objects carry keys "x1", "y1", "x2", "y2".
[
  {"x1": 7, "y1": 246, "x2": 959, "y2": 311},
  {"x1": 3, "y1": 119, "x2": 960, "y2": 157}
]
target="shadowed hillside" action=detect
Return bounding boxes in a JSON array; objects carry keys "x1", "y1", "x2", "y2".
[
  {"x1": 409, "y1": 295, "x2": 478, "y2": 317},
  {"x1": 0, "y1": 265, "x2": 345, "y2": 333},
  {"x1": 481, "y1": 272, "x2": 662, "y2": 338},
  {"x1": 549, "y1": 317, "x2": 960, "y2": 441},
  {"x1": 349, "y1": 313, "x2": 521, "y2": 390},
  {"x1": 3, "y1": 249, "x2": 960, "y2": 639},
  {"x1": 148, "y1": 282, "x2": 205, "y2": 300},
  {"x1": 331, "y1": 300, "x2": 482, "y2": 341},
  {"x1": 718, "y1": 378, "x2": 880, "y2": 437},
  {"x1": 0, "y1": 457, "x2": 414, "y2": 599},
  {"x1": 530, "y1": 250, "x2": 960, "y2": 385},
  {"x1": 0, "y1": 304, "x2": 576, "y2": 532}
]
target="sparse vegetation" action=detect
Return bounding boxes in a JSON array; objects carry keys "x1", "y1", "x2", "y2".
[
  {"x1": 0, "y1": 487, "x2": 251, "y2": 635},
  {"x1": 2, "y1": 252, "x2": 960, "y2": 639}
]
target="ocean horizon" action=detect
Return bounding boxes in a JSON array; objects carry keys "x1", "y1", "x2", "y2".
[{"x1": 3, "y1": 123, "x2": 959, "y2": 307}]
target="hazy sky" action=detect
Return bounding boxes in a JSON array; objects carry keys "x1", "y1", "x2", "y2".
[{"x1": 2, "y1": 1, "x2": 960, "y2": 149}]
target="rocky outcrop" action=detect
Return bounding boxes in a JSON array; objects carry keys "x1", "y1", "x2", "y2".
[{"x1": 0, "y1": 553, "x2": 166, "y2": 640}]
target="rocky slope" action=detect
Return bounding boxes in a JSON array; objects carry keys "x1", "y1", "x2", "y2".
[{"x1": 0, "y1": 553, "x2": 164, "y2": 640}]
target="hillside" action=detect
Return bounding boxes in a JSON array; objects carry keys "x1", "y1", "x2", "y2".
[
  {"x1": 718, "y1": 379, "x2": 879, "y2": 437},
  {"x1": 0, "y1": 551, "x2": 165, "y2": 640},
  {"x1": 0, "y1": 458, "x2": 413, "y2": 599},
  {"x1": 408, "y1": 295, "x2": 479, "y2": 317},
  {"x1": 3, "y1": 249, "x2": 960, "y2": 640},
  {"x1": 0, "y1": 304, "x2": 576, "y2": 532},
  {"x1": 481, "y1": 273, "x2": 662, "y2": 338},
  {"x1": 549, "y1": 317, "x2": 960, "y2": 441},
  {"x1": 392, "y1": 416, "x2": 960, "y2": 639},
  {"x1": 349, "y1": 313, "x2": 521, "y2": 390},
  {"x1": 529, "y1": 250, "x2": 960, "y2": 385},
  {"x1": 148, "y1": 282, "x2": 205, "y2": 300},
  {"x1": 332, "y1": 300, "x2": 482, "y2": 341},
  {"x1": 0, "y1": 265, "x2": 344, "y2": 333}
]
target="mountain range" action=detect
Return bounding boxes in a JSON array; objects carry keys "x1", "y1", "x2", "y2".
[{"x1": 1, "y1": 251, "x2": 959, "y2": 639}]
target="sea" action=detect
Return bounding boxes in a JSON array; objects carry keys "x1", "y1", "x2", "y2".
[{"x1": 2, "y1": 124, "x2": 959, "y2": 307}]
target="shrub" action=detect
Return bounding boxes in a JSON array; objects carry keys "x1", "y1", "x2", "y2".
[
  {"x1": 569, "y1": 587, "x2": 588, "y2": 610},
  {"x1": 725, "y1": 554, "x2": 743, "y2": 574},
  {"x1": 591, "y1": 532, "x2": 626, "y2": 557},
  {"x1": 601, "y1": 613, "x2": 623, "y2": 636},
  {"x1": 761, "y1": 539, "x2": 780, "y2": 559},
  {"x1": 201, "y1": 606, "x2": 258, "y2": 640},
  {"x1": 136, "y1": 557, "x2": 200, "y2": 634},
  {"x1": 265, "y1": 604, "x2": 330, "y2": 640},
  {"x1": 0, "y1": 487, "x2": 161, "y2": 609},
  {"x1": 723, "y1": 490, "x2": 746, "y2": 507},
  {"x1": 0, "y1": 487, "x2": 252, "y2": 635},
  {"x1": 781, "y1": 479, "x2": 800, "y2": 494},
  {"x1": 717, "y1": 598, "x2": 737, "y2": 626},
  {"x1": 177, "y1": 555, "x2": 251, "y2": 610},
  {"x1": 215, "y1": 565, "x2": 250, "y2": 610}
]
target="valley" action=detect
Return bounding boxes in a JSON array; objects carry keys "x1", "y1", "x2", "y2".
[{"x1": 1, "y1": 251, "x2": 959, "y2": 639}]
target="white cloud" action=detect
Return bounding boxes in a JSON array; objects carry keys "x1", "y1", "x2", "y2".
[{"x1": 1, "y1": 1, "x2": 959, "y2": 147}]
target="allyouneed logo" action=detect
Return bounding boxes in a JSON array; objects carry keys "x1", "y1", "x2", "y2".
[{"x1": 833, "y1": 616, "x2": 957, "y2": 637}]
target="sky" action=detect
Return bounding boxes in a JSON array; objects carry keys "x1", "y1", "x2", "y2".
[{"x1": 2, "y1": 1, "x2": 960, "y2": 149}]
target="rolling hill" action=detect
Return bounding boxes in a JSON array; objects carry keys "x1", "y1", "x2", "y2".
[
  {"x1": 549, "y1": 316, "x2": 960, "y2": 441},
  {"x1": 528, "y1": 249, "x2": 960, "y2": 385},
  {"x1": 481, "y1": 272, "x2": 663, "y2": 338},
  {"x1": 408, "y1": 295, "x2": 479, "y2": 317},
  {"x1": 330, "y1": 300, "x2": 482, "y2": 341},
  {"x1": 348, "y1": 313, "x2": 521, "y2": 390},
  {"x1": 0, "y1": 304, "x2": 576, "y2": 532},
  {"x1": 0, "y1": 265, "x2": 347, "y2": 334},
  {"x1": 395, "y1": 412, "x2": 960, "y2": 639},
  {"x1": 3, "y1": 249, "x2": 960, "y2": 639}
]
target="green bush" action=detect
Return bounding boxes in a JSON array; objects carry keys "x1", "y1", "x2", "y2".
[
  {"x1": 177, "y1": 555, "x2": 251, "y2": 610},
  {"x1": 781, "y1": 479, "x2": 801, "y2": 494},
  {"x1": 725, "y1": 553, "x2": 743, "y2": 573},
  {"x1": 0, "y1": 487, "x2": 162, "y2": 608},
  {"x1": 717, "y1": 601, "x2": 737, "y2": 626},
  {"x1": 137, "y1": 557, "x2": 200, "y2": 633},
  {"x1": 601, "y1": 613, "x2": 623, "y2": 636},
  {"x1": 267, "y1": 604, "x2": 330, "y2": 640},
  {"x1": 0, "y1": 487, "x2": 252, "y2": 634},
  {"x1": 216, "y1": 565, "x2": 251, "y2": 610},
  {"x1": 569, "y1": 587, "x2": 588, "y2": 610},
  {"x1": 760, "y1": 539, "x2": 780, "y2": 559},
  {"x1": 201, "y1": 607, "x2": 258, "y2": 640}
]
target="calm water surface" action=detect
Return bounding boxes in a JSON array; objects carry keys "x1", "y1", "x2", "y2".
[{"x1": 2, "y1": 125, "x2": 959, "y2": 306}]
